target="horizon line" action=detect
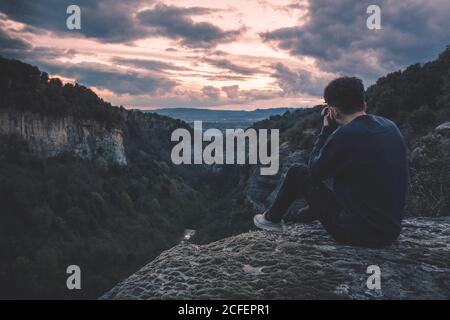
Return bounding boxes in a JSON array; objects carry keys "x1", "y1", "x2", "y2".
[{"x1": 127, "y1": 106, "x2": 313, "y2": 112}]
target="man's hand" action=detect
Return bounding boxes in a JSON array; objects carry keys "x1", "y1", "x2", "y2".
[{"x1": 321, "y1": 107, "x2": 331, "y2": 127}]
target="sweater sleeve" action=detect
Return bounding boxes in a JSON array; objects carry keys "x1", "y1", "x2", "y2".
[{"x1": 308, "y1": 126, "x2": 342, "y2": 181}]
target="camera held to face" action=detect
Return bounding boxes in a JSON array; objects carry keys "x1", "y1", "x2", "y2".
[{"x1": 321, "y1": 105, "x2": 338, "y2": 127}]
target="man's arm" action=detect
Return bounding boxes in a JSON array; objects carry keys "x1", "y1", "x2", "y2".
[
  {"x1": 308, "y1": 126, "x2": 340, "y2": 181},
  {"x1": 308, "y1": 108, "x2": 343, "y2": 181}
]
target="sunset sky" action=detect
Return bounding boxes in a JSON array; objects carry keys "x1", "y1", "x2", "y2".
[{"x1": 1, "y1": 0, "x2": 449, "y2": 110}]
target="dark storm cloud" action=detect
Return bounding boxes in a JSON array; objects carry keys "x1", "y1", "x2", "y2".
[
  {"x1": 0, "y1": 1, "x2": 244, "y2": 47},
  {"x1": 262, "y1": 0, "x2": 450, "y2": 82},
  {"x1": 0, "y1": 22, "x2": 34, "y2": 60},
  {"x1": 0, "y1": 29, "x2": 31, "y2": 52},
  {"x1": 0, "y1": 26, "x2": 173, "y2": 96},
  {"x1": 271, "y1": 62, "x2": 327, "y2": 96},
  {"x1": 41, "y1": 62, "x2": 177, "y2": 95},
  {"x1": 202, "y1": 57, "x2": 261, "y2": 75},
  {"x1": 0, "y1": 20, "x2": 77, "y2": 62},
  {"x1": 0, "y1": 28, "x2": 76, "y2": 62},
  {"x1": 0, "y1": 35, "x2": 178, "y2": 95},
  {"x1": 137, "y1": 4, "x2": 244, "y2": 48},
  {"x1": 0, "y1": 0, "x2": 151, "y2": 43}
]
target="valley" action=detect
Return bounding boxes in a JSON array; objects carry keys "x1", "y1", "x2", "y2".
[{"x1": 0, "y1": 46, "x2": 449, "y2": 299}]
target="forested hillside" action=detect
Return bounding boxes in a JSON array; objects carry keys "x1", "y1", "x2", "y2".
[{"x1": 0, "y1": 57, "x2": 215, "y2": 299}]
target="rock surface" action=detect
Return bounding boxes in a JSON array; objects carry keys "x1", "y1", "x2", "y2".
[
  {"x1": 101, "y1": 217, "x2": 450, "y2": 300},
  {"x1": 435, "y1": 122, "x2": 450, "y2": 134},
  {"x1": 0, "y1": 109, "x2": 127, "y2": 165}
]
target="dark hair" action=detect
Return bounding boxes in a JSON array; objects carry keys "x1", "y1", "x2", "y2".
[{"x1": 323, "y1": 76, "x2": 365, "y2": 114}]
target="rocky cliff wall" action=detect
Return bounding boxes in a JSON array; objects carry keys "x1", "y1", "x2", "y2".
[{"x1": 0, "y1": 109, "x2": 127, "y2": 165}]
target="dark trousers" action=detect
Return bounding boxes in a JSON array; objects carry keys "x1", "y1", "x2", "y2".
[{"x1": 267, "y1": 164, "x2": 391, "y2": 248}]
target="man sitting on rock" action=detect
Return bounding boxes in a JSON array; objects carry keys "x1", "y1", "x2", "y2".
[{"x1": 254, "y1": 76, "x2": 409, "y2": 248}]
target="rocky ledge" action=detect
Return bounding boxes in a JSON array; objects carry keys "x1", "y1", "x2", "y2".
[{"x1": 101, "y1": 218, "x2": 450, "y2": 300}]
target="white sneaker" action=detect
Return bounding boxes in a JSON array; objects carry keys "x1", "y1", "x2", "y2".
[{"x1": 253, "y1": 212, "x2": 285, "y2": 233}]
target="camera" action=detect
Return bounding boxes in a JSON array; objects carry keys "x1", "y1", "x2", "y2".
[{"x1": 321, "y1": 105, "x2": 338, "y2": 127}]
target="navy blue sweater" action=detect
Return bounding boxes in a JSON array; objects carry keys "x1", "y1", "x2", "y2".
[{"x1": 309, "y1": 114, "x2": 408, "y2": 242}]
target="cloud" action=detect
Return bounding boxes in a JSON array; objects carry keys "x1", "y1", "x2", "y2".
[
  {"x1": 204, "y1": 75, "x2": 251, "y2": 81},
  {"x1": 261, "y1": 0, "x2": 450, "y2": 83},
  {"x1": 2, "y1": 0, "x2": 449, "y2": 110},
  {"x1": 0, "y1": 19, "x2": 178, "y2": 96},
  {"x1": 137, "y1": 3, "x2": 244, "y2": 48},
  {"x1": 0, "y1": 1, "x2": 244, "y2": 48},
  {"x1": 202, "y1": 85, "x2": 221, "y2": 100},
  {"x1": 0, "y1": 26, "x2": 77, "y2": 63},
  {"x1": 0, "y1": 21, "x2": 33, "y2": 59},
  {"x1": 112, "y1": 57, "x2": 192, "y2": 73},
  {"x1": 41, "y1": 61, "x2": 177, "y2": 95},
  {"x1": 200, "y1": 84, "x2": 281, "y2": 105},
  {"x1": 271, "y1": 62, "x2": 329, "y2": 96},
  {"x1": 202, "y1": 57, "x2": 261, "y2": 75},
  {"x1": 0, "y1": 0, "x2": 151, "y2": 43},
  {"x1": 0, "y1": 29, "x2": 31, "y2": 53},
  {"x1": 221, "y1": 85, "x2": 240, "y2": 99},
  {"x1": 240, "y1": 88, "x2": 280, "y2": 101}
]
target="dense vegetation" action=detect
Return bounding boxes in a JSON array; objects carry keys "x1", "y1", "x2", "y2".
[
  {"x1": 0, "y1": 136, "x2": 209, "y2": 298},
  {"x1": 0, "y1": 57, "x2": 217, "y2": 299},
  {"x1": 366, "y1": 46, "x2": 450, "y2": 140}
]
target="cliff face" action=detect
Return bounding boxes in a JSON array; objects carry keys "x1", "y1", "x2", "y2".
[
  {"x1": 0, "y1": 109, "x2": 127, "y2": 165},
  {"x1": 101, "y1": 217, "x2": 450, "y2": 300}
]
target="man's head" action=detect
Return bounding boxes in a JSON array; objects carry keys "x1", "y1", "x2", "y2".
[{"x1": 323, "y1": 77, "x2": 366, "y2": 124}]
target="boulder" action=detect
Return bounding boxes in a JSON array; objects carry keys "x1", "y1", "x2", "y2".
[
  {"x1": 101, "y1": 217, "x2": 450, "y2": 300},
  {"x1": 435, "y1": 122, "x2": 450, "y2": 135}
]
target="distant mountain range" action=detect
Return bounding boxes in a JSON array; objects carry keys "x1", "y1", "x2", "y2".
[{"x1": 145, "y1": 107, "x2": 299, "y2": 123}]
